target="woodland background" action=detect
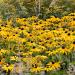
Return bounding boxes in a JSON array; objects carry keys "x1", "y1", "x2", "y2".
[{"x1": 0, "y1": 0, "x2": 75, "y2": 19}]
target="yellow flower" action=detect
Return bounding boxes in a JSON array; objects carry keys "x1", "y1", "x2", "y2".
[
  {"x1": 52, "y1": 62, "x2": 60, "y2": 69},
  {"x1": 44, "y1": 67, "x2": 53, "y2": 71},
  {"x1": 30, "y1": 67, "x2": 43, "y2": 72},
  {"x1": 10, "y1": 56, "x2": 18, "y2": 61},
  {"x1": 0, "y1": 49, "x2": 7, "y2": 54},
  {"x1": 31, "y1": 48, "x2": 41, "y2": 53},
  {"x1": 22, "y1": 52, "x2": 32, "y2": 56},
  {"x1": 2, "y1": 64, "x2": 14, "y2": 72},
  {"x1": 45, "y1": 62, "x2": 60, "y2": 71},
  {"x1": 36, "y1": 55, "x2": 48, "y2": 61},
  {"x1": 68, "y1": 21, "x2": 75, "y2": 26},
  {"x1": 59, "y1": 48, "x2": 71, "y2": 55}
]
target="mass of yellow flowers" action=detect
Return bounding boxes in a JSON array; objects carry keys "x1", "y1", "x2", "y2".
[{"x1": 0, "y1": 13, "x2": 75, "y2": 74}]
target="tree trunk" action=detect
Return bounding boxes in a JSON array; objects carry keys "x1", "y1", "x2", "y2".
[
  {"x1": 35, "y1": 0, "x2": 41, "y2": 16},
  {"x1": 49, "y1": 0, "x2": 59, "y2": 7}
]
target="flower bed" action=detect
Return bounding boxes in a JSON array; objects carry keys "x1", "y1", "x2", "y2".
[{"x1": 0, "y1": 13, "x2": 75, "y2": 75}]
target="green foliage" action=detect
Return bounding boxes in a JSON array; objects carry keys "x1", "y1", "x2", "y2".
[{"x1": 0, "y1": 0, "x2": 75, "y2": 19}]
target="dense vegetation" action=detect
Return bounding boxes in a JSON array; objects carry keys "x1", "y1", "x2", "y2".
[
  {"x1": 0, "y1": 0, "x2": 75, "y2": 75},
  {"x1": 0, "y1": 0, "x2": 75, "y2": 19},
  {"x1": 0, "y1": 13, "x2": 75, "y2": 75}
]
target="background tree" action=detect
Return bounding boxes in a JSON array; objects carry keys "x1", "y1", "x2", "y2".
[{"x1": 0, "y1": 0, "x2": 75, "y2": 19}]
